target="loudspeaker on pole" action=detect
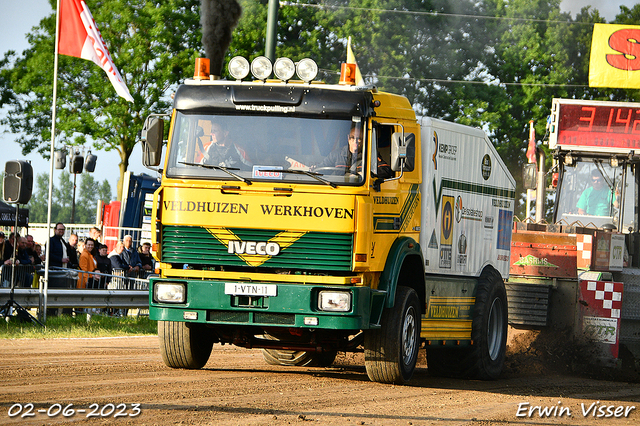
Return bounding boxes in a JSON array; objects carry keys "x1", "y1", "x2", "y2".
[{"x1": 3, "y1": 160, "x2": 33, "y2": 204}]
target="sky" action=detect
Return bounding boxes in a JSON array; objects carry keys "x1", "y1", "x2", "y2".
[{"x1": 0, "y1": 0, "x2": 638, "y2": 201}]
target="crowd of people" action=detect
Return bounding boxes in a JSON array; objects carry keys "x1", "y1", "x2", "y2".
[{"x1": 0, "y1": 224, "x2": 154, "y2": 289}]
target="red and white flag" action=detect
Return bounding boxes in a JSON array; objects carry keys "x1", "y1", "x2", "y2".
[
  {"x1": 58, "y1": 0, "x2": 134, "y2": 102},
  {"x1": 526, "y1": 120, "x2": 536, "y2": 164}
]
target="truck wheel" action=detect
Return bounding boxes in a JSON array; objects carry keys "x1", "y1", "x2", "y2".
[
  {"x1": 158, "y1": 320, "x2": 214, "y2": 369},
  {"x1": 467, "y1": 268, "x2": 508, "y2": 379},
  {"x1": 261, "y1": 349, "x2": 337, "y2": 367},
  {"x1": 426, "y1": 269, "x2": 507, "y2": 380},
  {"x1": 364, "y1": 286, "x2": 421, "y2": 384}
]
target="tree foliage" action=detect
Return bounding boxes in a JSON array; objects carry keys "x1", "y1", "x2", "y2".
[
  {"x1": 1, "y1": 0, "x2": 202, "y2": 200},
  {"x1": 27, "y1": 171, "x2": 112, "y2": 224}
]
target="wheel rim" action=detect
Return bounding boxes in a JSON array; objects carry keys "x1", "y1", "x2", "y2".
[
  {"x1": 486, "y1": 297, "x2": 504, "y2": 360},
  {"x1": 402, "y1": 306, "x2": 417, "y2": 366}
]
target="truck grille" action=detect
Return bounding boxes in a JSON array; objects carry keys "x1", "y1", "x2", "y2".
[{"x1": 161, "y1": 225, "x2": 353, "y2": 271}]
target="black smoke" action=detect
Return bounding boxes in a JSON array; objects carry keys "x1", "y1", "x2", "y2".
[{"x1": 201, "y1": 0, "x2": 242, "y2": 76}]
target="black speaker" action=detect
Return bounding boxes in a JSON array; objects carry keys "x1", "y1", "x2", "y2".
[
  {"x1": 54, "y1": 150, "x2": 67, "y2": 169},
  {"x1": 70, "y1": 153, "x2": 84, "y2": 174},
  {"x1": 84, "y1": 152, "x2": 97, "y2": 172},
  {"x1": 3, "y1": 160, "x2": 33, "y2": 204}
]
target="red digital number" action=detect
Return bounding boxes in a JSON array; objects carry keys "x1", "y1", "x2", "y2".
[{"x1": 578, "y1": 106, "x2": 595, "y2": 131}]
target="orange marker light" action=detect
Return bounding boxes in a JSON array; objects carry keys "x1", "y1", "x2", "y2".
[
  {"x1": 194, "y1": 58, "x2": 210, "y2": 80},
  {"x1": 339, "y1": 63, "x2": 356, "y2": 85}
]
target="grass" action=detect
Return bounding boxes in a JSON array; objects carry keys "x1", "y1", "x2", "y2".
[{"x1": 0, "y1": 311, "x2": 158, "y2": 339}]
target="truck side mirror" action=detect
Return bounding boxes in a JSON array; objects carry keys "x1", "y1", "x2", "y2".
[
  {"x1": 390, "y1": 132, "x2": 415, "y2": 172},
  {"x1": 522, "y1": 163, "x2": 537, "y2": 190},
  {"x1": 142, "y1": 116, "x2": 164, "y2": 167}
]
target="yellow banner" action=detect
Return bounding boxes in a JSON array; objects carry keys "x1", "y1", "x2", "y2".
[
  {"x1": 589, "y1": 23, "x2": 640, "y2": 89},
  {"x1": 161, "y1": 187, "x2": 356, "y2": 233}
]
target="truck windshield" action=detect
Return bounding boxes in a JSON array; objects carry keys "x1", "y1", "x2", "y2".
[
  {"x1": 556, "y1": 159, "x2": 636, "y2": 232},
  {"x1": 166, "y1": 113, "x2": 367, "y2": 186}
]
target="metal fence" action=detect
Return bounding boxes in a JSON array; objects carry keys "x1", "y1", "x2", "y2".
[
  {"x1": 26, "y1": 223, "x2": 148, "y2": 253},
  {"x1": 0, "y1": 265, "x2": 150, "y2": 311}
]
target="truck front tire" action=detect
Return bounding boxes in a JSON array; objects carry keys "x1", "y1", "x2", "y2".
[
  {"x1": 158, "y1": 320, "x2": 214, "y2": 369},
  {"x1": 364, "y1": 286, "x2": 421, "y2": 384}
]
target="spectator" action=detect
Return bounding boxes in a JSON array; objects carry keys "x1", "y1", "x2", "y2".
[
  {"x1": 25, "y1": 234, "x2": 36, "y2": 262},
  {"x1": 48, "y1": 223, "x2": 70, "y2": 268},
  {"x1": 3, "y1": 232, "x2": 17, "y2": 265},
  {"x1": 95, "y1": 244, "x2": 112, "y2": 289},
  {"x1": 15, "y1": 237, "x2": 31, "y2": 266},
  {"x1": 67, "y1": 233, "x2": 79, "y2": 269},
  {"x1": 34, "y1": 244, "x2": 44, "y2": 265},
  {"x1": 121, "y1": 235, "x2": 143, "y2": 274},
  {"x1": 138, "y1": 242, "x2": 154, "y2": 275},
  {"x1": 89, "y1": 226, "x2": 102, "y2": 243},
  {"x1": 77, "y1": 238, "x2": 98, "y2": 289},
  {"x1": 108, "y1": 241, "x2": 129, "y2": 271},
  {"x1": 0, "y1": 232, "x2": 6, "y2": 263},
  {"x1": 89, "y1": 227, "x2": 102, "y2": 257}
]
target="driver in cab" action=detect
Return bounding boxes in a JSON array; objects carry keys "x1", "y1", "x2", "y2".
[
  {"x1": 201, "y1": 122, "x2": 252, "y2": 170},
  {"x1": 285, "y1": 125, "x2": 393, "y2": 178},
  {"x1": 315, "y1": 126, "x2": 364, "y2": 174},
  {"x1": 576, "y1": 169, "x2": 619, "y2": 216}
]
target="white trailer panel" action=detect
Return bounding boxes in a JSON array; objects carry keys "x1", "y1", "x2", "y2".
[{"x1": 418, "y1": 117, "x2": 516, "y2": 279}]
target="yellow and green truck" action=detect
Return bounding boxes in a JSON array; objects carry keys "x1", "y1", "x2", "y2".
[{"x1": 142, "y1": 56, "x2": 516, "y2": 384}]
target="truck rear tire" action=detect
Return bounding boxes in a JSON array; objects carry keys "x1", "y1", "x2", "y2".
[
  {"x1": 426, "y1": 268, "x2": 507, "y2": 379},
  {"x1": 261, "y1": 349, "x2": 337, "y2": 367},
  {"x1": 158, "y1": 320, "x2": 214, "y2": 369},
  {"x1": 364, "y1": 286, "x2": 421, "y2": 384}
]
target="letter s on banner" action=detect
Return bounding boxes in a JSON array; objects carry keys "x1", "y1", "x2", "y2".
[{"x1": 589, "y1": 23, "x2": 640, "y2": 89}]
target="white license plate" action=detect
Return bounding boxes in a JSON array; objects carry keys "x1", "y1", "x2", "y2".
[{"x1": 224, "y1": 283, "x2": 277, "y2": 297}]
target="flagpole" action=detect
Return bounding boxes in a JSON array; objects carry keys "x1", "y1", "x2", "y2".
[{"x1": 42, "y1": 0, "x2": 63, "y2": 323}]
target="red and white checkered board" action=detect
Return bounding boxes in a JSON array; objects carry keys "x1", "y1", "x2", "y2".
[{"x1": 579, "y1": 280, "x2": 623, "y2": 319}]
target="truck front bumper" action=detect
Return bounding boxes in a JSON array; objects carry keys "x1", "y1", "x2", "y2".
[{"x1": 149, "y1": 278, "x2": 382, "y2": 330}]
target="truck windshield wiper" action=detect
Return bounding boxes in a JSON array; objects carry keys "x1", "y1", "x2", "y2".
[
  {"x1": 180, "y1": 162, "x2": 252, "y2": 185},
  {"x1": 257, "y1": 169, "x2": 337, "y2": 188}
]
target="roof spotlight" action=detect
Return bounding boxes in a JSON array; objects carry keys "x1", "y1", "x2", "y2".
[
  {"x1": 274, "y1": 57, "x2": 296, "y2": 81},
  {"x1": 251, "y1": 56, "x2": 273, "y2": 81},
  {"x1": 296, "y1": 58, "x2": 318, "y2": 83},
  {"x1": 228, "y1": 56, "x2": 250, "y2": 80}
]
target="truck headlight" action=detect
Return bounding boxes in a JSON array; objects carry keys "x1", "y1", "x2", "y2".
[
  {"x1": 318, "y1": 290, "x2": 351, "y2": 312},
  {"x1": 154, "y1": 283, "x2": 186, "y2": 303}
]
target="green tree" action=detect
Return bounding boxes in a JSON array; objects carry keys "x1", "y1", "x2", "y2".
[
  {"x1": 1, "y1": 0, "x2": 202, "y2": 201},
  {"x1": 27, "y1": 173, "x2": 52, "y2": 223},
  {"x1": 26, "y1": 171, "x2": 111, "y2": 224},
  {"x1": 54, "y1": 172, "x2": 74, "y2": 223}
]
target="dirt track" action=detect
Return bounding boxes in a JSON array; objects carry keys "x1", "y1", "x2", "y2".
[{"x1": 0, "y1": 335, "x2": 639, "y2": 425}]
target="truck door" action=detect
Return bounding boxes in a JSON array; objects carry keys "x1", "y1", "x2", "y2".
[{"x1": 369, "y1": 121, "x2": 421, "y2": 271}]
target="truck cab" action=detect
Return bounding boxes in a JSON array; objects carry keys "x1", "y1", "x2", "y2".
[{"x1": 141, "y1": 56, "x2": 515, "y2": 384}]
